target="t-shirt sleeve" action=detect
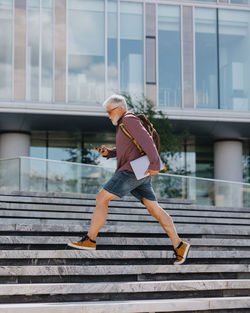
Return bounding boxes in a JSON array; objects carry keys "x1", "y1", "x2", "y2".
[
  {"x1": 123, "y1": 114, "x2": 160, "y2": 171},
  {"x1": 106, "y1": 147, "x2": 117, "y2": 159}
]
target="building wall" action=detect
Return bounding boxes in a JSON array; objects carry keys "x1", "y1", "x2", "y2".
[
  {"x1": 0, "y1": 0, "x2": 250, "y2": 182},
  {"x1": 1, "y1": 0, "x2": 250, "y2": 109}
]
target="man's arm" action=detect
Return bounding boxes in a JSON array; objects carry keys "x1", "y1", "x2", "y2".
[{"x1": 95, "y1": 146, "x2": 117, "y2": 158}]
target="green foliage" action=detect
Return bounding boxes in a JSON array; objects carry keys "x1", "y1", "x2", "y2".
[
  {"x1": 65, "y1": 147, "x2": 99, "y2": 165},
  {"x1": 122, "y1": 93, "x2": 189, "y2": 172}
]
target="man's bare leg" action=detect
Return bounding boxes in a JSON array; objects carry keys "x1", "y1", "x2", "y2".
[
  {"x1": 87, "y1": 189, "x2": 117, "y2": 241},
  {"x1": 142, "y1": 198, "x2": 181, "y2": 249}
]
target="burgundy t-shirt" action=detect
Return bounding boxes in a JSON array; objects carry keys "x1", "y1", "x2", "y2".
[{"x1": 107, "y1": 112, "x2": 161, "y2": 173}]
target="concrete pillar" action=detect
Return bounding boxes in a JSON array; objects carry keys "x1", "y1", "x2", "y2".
[
  {"x1": 214, "y1": 140, "x2": 242, "y2": 182},
  {"x1": 0, "y1": 132, "x2": 30, "y2": 159},
  {"x1": 214, "y1": 140, "x2": 243, "y2": 207}
]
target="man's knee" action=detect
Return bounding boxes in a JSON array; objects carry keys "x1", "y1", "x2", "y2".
[
  {"x1": 142, "y1": 199, "x2": 161, "y2": 219},
  {"x1": 96, "y1": 189, "x2": 116, "y2": 205}
]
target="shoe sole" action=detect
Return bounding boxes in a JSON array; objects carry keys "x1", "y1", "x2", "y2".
[
  {"x1": 67, "y1": 242, "x2": 96, "y2": 250},
  {"x1": 174, "y1": 243, "x2": 190, "y2": 265}
]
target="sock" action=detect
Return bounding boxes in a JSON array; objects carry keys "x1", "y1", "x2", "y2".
[
  {"x1": 86, "y1": 235, "x2": 96, "y2": 243},
  {"x1": 176, "y1": 241, "x2": 183, "y2": 250}
]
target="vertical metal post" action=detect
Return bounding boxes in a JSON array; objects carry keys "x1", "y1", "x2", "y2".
[
  {"x1": 18, "y1": 157, "x2": 21, "y2": 192},
  {"x1": 45, "y1": 131, "x2": 49, "y2": 192},
  {"x1": 216, "y1": 8, "x2": 221, "y2": 109}
]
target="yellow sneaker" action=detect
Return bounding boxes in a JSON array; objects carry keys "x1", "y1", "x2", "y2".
[
  {"x1": 174, "y1": 241, "x2": 190, "y2": 265},
  {"x1": 68, "y1": 234, "x2": 96, "y2": 250}
]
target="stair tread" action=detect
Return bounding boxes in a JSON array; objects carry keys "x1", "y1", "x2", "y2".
[
  {"x1": 1, "y1": 236, "x2": 250, "y2": 246},
  {"x1": 0, "y1": 210, "x2": 250, "y2": 225},
  {"x1": 0, "y1": 296, "x2": 249, "y2": 312},
  {"x1": 0, "y1": 279, "x2": 249, "y2": 295},
  {"x1": 0, "y1": 264, "x2": 249, "y2": 276},
  {"x1": 2, "y1": 203, "x2": 250, "y2": 219},
  {"x1": 0, "y1": 249, "x2": 249, "y2": 259},
  {"x1": 0, "y1": 223, "x2": 249, "y2": 236}
]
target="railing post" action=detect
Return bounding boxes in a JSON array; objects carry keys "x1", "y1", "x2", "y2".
[{"x1": 18, "y1": 157, "x2": 21, "y2": 192}]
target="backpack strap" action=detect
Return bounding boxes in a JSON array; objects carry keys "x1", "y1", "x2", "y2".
[{"x1": 119, "y1": 114, "x2": 145, "y2": 156}]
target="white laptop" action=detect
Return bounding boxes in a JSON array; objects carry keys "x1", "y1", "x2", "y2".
[{"x1": 130, "y1": 155, "x2": 164, "y2": 180}]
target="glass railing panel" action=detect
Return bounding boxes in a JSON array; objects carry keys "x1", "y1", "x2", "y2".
[
  {"x1": 0, "y1": 158, "x2": 20, "y2": 192},
  {"x1": 46, "y1": 160, "x2": 113, "y2": 194},
  {"x1": 20, "y1": 157, "x2": 47, "y2": 192},
  {"x1": 153, "y1": 173, "x2": 250, "y2": 208},
  {"x1": 152, "y1": 174, "x2": 187, "y2": 200},
  {"x1": 1, "y1": 157, "x2": 250, "y2": 208},
  {"x1": 19, "y1": 157, "x2": 114, "y2": 194}
]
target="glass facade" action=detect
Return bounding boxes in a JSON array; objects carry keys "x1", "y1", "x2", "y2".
[
  {"x1": 195, "y1": 8, "x2": 218, "y2": 109},
  {"x1": 30, "y1": 131, "x2": 116, "y2": 168},
  {"x1": 27, "y1": 0, "x2": 39, "y2": 101},
  {"x1": 30, "y1": 131, "x2": 216, "y2": 180},
  {"x1": 243, "y1": 141, "x2": 250, "y2": 183},
  {"x1": 0, "y1": 0, "x2": 13, "y2": 100},
  {"x1": 107, "y1": 0, "x2": 118, "y2": 97},
  {"x1": 231, "y1": 0, "x2": 250, "y2": 4},
  {"x1": 26, "y1": 0, "x2": 53, "y2": 102},
  {"x1": 192, "y1": 0, "x2": 216, "y2": 2},
  {"x1": 1, "y1": 1, "x2": 250, "y2": 110},
  {"x1": 0, "y1": 0, "x2": 250, "y2": 185},
  {"x1": 158, "y1": 5, "x2": 181, "y2": 107},
  {"x1": 41, "y1": 0, "x2": 53, "y2": 102},
  {"x1": 164, "y1": 138, "x2": 214, "y2": 179},
  {"x1": 219, "y1": 9, "x2": 250, "y2": 111},
  {"x1": 120, "y1": 2, "x2": 144, "y2": 97},
  {"x1": 68, "y1": 0, "x2": 105, "y2": 104}
]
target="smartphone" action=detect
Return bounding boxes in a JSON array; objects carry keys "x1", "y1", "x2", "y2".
[{"x1": 89, "y1": 144, "x2": 103, "y2": 153}]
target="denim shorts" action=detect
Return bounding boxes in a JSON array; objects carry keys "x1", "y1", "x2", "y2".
[{"x1": 103, "y1": 170, "x2": 157, "y2": 202}]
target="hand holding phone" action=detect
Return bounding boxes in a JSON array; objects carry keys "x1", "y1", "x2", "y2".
[{"x1": 91, "y1": 144, "x2": 108, "y2": 157}]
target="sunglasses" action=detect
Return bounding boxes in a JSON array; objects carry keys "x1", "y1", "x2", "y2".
[{"x1": 107, "y1": 106, "x2": 119, "y2": 114}]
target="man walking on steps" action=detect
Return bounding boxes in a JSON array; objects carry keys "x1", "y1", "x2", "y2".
[{"x1": 68, "y1": 95, "x2": 190, "y2": 265}]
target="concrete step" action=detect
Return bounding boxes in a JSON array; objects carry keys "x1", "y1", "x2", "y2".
[
  {"x1": 2, "y1": 202, "x2": 250, "y2": 219},
  {"x1": 0, "y1": 223, "x2": 249, "y2": 237},
  {"x1": 2, "y1": 217, "x2": 250, "y2": 228},
  {"x1": 0, "y1": 191, "x2": 196, "y2": 205},
  {"x1": 0, "y1": 296, "x2": 249, "y2": 313},
  {"x1": 1, "y1": 236, "x2": 249, "y2": 247},
  {"x1": 0, "y1": 263, "x2": 250, "y2": 276},
  {"x1": 0, "y1": 196, "x2": 192, "y2": 208},
  {"x1": 1, "y1": 264, "x2": 249, "y2": 284},
  {"x1": 0, "y1": 209, "x2": 250, "y2": 225},
  {"x1": 0, "y1": 191, "x2": 249, "y2": 311},
  {"x1": 0, "y1": 210, "x2": 249, "y2": 226},
  {"x1": 3, "y1": 263, "x2": 245, "y2": 275},
  {"x1": 0, "y1": 262, "x2": 250, "y2": 278},
  {"x1": 0, "y1": 250, "x2": 249, "y2": 262},
  {"x1": 0, "y1": 279, "x2": 249, "y2": 295},
  {"x1": 0, "y1": 195, "x2": 249, "y2": 213}
]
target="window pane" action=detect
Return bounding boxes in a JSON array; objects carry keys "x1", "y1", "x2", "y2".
[
  {"x1": 192, "y1": 0, "x2": 216, "y2": 2},
  {"x1": 48, "y1": 131, "x2": 83, "y2": 163},
  {"x1": 231, "y1": 0, "x2": 250, "y2": 4},
  {"x1": 30, "y1": 131, "x2": 47, "y2": 159},
  {"x1": 0, "y1": 0, "x2": 13, "y2": 100},
  {"x1": 107, "y1": 0, "x2": 118, "y2": 97},
  {"x1": 27, "y1": 0, "x2": 53, "y2": 102},
  {"x1": 41, "y1": 0, "x2": 53, "y2": 102},
  {"x1": 27, "y1": 0, "x2": 39, "y2": 100},
  {"x1": 243, "y1": 141, "x2": 250, "y2": 183},
  {"x1": 120, "y1": 2, "x2": 144, "y2": 97},
  {"x1": 195, "y1": 8, "x2": 218, "y2": 109},
  {"x1": 68, "y1": 0, "x2": 105, "y2": 104},
  {"x1": 158, "y1": 5, "x2": 181, "y2": 107},
  {"x1": 219, "y1": 10, "x2": 250, "y2": 111}
]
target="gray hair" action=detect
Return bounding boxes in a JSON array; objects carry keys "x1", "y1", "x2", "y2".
[{"x1": 102, "y1": 94, "x2": 128, "y2": 111}]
